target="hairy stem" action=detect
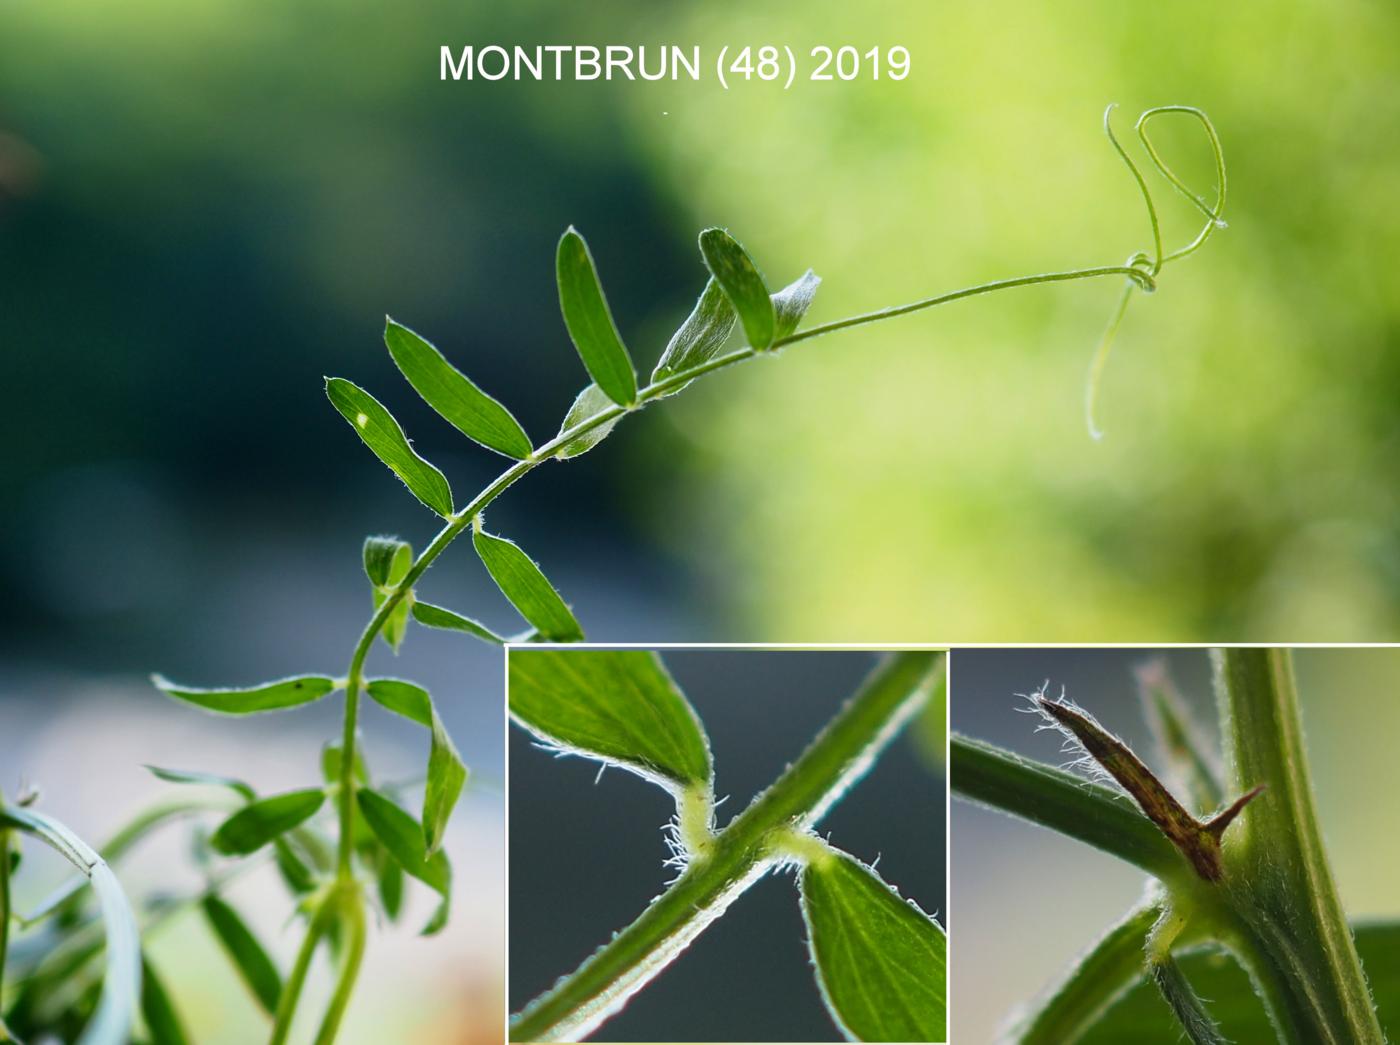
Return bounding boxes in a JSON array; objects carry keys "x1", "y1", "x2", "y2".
[
  {"x1": 1150, "y1": 955, "x2": 1228, "y2": 1045},
  {"x1": 949, "y1": 735, "x2": 1185, "y2": 883},
  {"x1": 1211, "y1": 649, "x2": 1382, "y2": 1045},
  {"x1": 510, "y1": 651, "x2": 941, "y2": 1042},
  {"x1": 1014, "y1": 899, "x2": 1162, "y2": 1044}
]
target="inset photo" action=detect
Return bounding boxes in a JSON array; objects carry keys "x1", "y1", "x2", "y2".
[
  {"x1": 506, "y1": 647, "x2": 948, "y2": 1043},
  {"x1": 950, "y1": 647, "x2": 1399, "y2": 1043}
]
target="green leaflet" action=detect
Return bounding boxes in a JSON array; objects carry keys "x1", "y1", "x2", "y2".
[
  {"x1": 325, "y1": 377, "x2": 454, "y2": 517},
  {"x1": 209, "y1": 789, "x2": 326, "y2": 857},
  {"x1": 145, "y1": 765, "x2": 255, "y2": 801},
  {"x1": 364, "y1": 537, "x2": 415, "y2": 651},
  {"x1": 273, "y1": 838, "x2": 317, "y2": 896},
  {"x1": 378, "y1": 851, "x2": 405, "y2": 921},
  {"x1": 384, "y1": 318, "x2": 533, "y2": 459},
  {"x1": 356, "y1": 789, "x2": 451, "y2": 935},
  {"x1": 772, "y1": 269, "x2": 821, "y2": 340},
  {"x1": 424, "y1": 714, "x2": 469, "y2": 856},
  {"x1": 1080, "y1": 924, "x2": 1400, "y2": 1042},
  {"x1": 320, "y1": 742, "x2": 369, "y2": 788},
  {"x1": 152, "y1": 675, "x2": 340, "y2": 715},
  {"x1": 556, "y1": 228, "x2": 637, "y2": 406},
  {"x1": 472, "y1": 525, "x2": 584, "y2": 642},
  {"x1": 364, "y1": 677, "x2": 434, "y2": 725},
  {"x1": 202, "y1": 895, "x2": 282, "y2": 1016},
  {"x1": 362, "y1": 536, "x2": 411, "y2": 589},
  {"x1": 373, "y1": 589, "x2": 413, "y2": 653},
  {"x1": 508, "y1": 649, "x2": 711, "y2": 792},
  {"x1": 140, "y1": 954, "x2": 190, "y2": 1045},
  {"x1": 650, "y1": 277, "x2": 737, "y2": 392},
  {"x1": 799, "y1": 848, "x2": 947, "y2": 1043},
  {"x1": 364, "y1": 679, "x2": 468, "y2": 855},
  {"x1": 411, "y1": 600, "x2": 505, "y2": 645},
  {"x1": 698, "y1": 227, "x2": 775, "y2": 350},
  {"x1": 556, "y1": 383, "x2": 623, "y2": 459}
]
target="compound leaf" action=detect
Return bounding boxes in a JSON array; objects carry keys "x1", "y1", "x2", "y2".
[
  {"x1": 364, "y1": 679, "x2": 467, "y2": 856},
  {"x1": 772, "y1": 269, "x2": 821, "y2": 340},
  {"x1": 473, "y1": 526, "x2": 583, "y2": 642},
  {"x1": 326, "y1": 377, "x2": 453, "y2": 517},
  {"x1": 650, "y1": 277, "x2": 737, "y2": 392},
  {"x1": 319, "y1": 743, "x2": 369, "y2": 788},
  {"x1": 800, "y1": 849, "x2": 947, "y2": 1043},
  {"x1": 556, "y1": 228, "x2": 636, "y2": 406},
  {"x1": 384, "y1": 318, "x2": 533, "y2": 460},
  {"x1": 698, "y1": 228, "x2": 774, "y2": 350},
  {"x1": 209, "y1": 789, "x2": 326, "y2": 857},
  {"x1": 357, "y1": 789, "x2": 452, "y2": 935},
  {"x1": 202, "y1": 894, "x2": 282, "y2": 1016},
  {"x1": 508, "y1": 649, "x2": 711, "y2": 792},
  {"x1": 556, "y1": 383, "x2": 623, "y2": 459},
  {"x1": 153, "y1": 675, "x2": 339, "y2": 716},
  {"x1": 411, "y1": 600, "x2": 505, "y2": 645}
]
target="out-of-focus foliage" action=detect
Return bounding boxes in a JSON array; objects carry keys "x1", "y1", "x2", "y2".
[
  {"x1": 627, "y1": 1, "x2": 1400, "y2": 640},
  {"x1": 0, "y1": 0, "x2": 699, "y2": 641}
]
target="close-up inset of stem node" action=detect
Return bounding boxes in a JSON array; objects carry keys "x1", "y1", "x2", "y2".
[{"x1": 951, "y1": 648, "x2": 1394, "y2": 1043}]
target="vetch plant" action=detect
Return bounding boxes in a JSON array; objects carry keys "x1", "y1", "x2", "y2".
[
  {"x1": 3, "y1": 103, "x2": 1219, "y2": 1042},
  {"x1": 951, "y1": 649, "x2": 1389, "y2": 1043},
  {"x1": 507, "y1": 648, "x2": 947, "y2": 1042}
]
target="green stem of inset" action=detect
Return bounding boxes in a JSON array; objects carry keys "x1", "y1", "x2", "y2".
[
  {"x1": 949, "y1": 734, "x2": 1185, "y2": 884},
  {"x1": 1211, "y1": 649, "x2": 1383, "y2": 1045},
  {"x1": 510, "y1": 651, "x2": 941, "y2": 1042},
  {"x1": 1014, "y1": 899, "x2": 1162, "y2": 1044}
]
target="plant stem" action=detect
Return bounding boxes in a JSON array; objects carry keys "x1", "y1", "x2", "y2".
[
  {"x1": 949, "y1": 735, "x2": 1185, "y2": 883},
  {"x1": 1150, "y1": 954, "x2": 1228, "y2": 1045},
  {"x1": 510, "y1": 651, "x2": 941, "y2": 1042},
  {"x1": 780, "y1": 265, "x2": 1152, "y2": 347},
  {"x1": 1014, "y1": 899, "x2": 1162, "y2": 1044},
  {"x1": 1211, "y1": 649, "x2": 1383, "y2": 1045},
  {"x1": 313, "y1": 888, "x2": 366, "y2": 1045},
  {"x1": 268, "y1": 896, "x2": 333, "y2": 1045}
]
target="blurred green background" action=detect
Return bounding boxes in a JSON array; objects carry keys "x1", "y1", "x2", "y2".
[
  {"x1": 2, "y1": 0, "x2": 1399, "y2": 1039},
  {"x1": 951, "y1": 648, "x2": 1400, "y2": 1041}
]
